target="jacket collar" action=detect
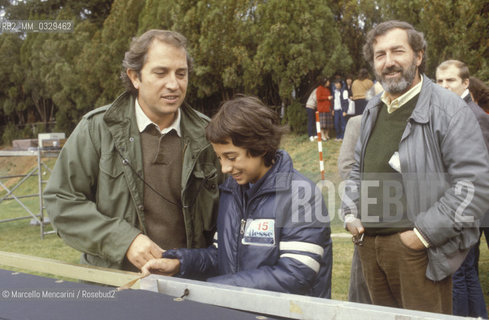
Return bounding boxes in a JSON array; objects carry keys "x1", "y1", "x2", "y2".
[
  {"x1": 408, "y1": 74, "x2": 434, "y2": 124},
  {"x1": 221, "y1": 150, "x2": 294, "y2": 194},
  {"x1": 103, "y1": 91, "x2": 135, "y2": 126},
  {"x1": 134, "y1": 98, "x2": 182, "y2": 136},
  {"x1": 102, "y1": 91, "x2": 211, "y2": 154},
  {"x1": 365, "y1": 74, "x2": 433, "y2": 124},
  {"x1": 179, "y1": 102, "x2": 212, "y2": 153},
  {"x1": 463, "y1": 90, "x2": 472, "y2": 103},
  {"x1": 103, "y1": 92, "x2": 138, "y2": 152}
]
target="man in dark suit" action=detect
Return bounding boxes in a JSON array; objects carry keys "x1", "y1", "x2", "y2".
[{"x1": 436, "y1": 59, "x2": 489, "y2": 318}]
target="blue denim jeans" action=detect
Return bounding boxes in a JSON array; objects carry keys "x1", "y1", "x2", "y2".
[
  {"x1": 452, "y1": 245, "x2": 488, "y2": 318},
  {"x1": 333, "y1": 110, "x2": 346, "y2": 139},
  {"x1": 306, "y1": 108, "x2": 317, "y2": 138}
]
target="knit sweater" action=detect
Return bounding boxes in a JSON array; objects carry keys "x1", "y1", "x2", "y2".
[
  {"x1": 140, "y1": 126, "x2": 187, "y2": 249},
  {"x1": 352, "y1": 79, "x2": 374, "y2": 100},
  {"x1": 361, "y1": 94, "x2": 419, "y2": 234}
]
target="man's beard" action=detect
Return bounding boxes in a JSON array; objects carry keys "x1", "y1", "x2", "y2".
[{"x1": 376, "y1": 59, "x2": 418, "y2": 95}]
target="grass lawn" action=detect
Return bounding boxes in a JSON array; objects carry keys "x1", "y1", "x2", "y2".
[{"x1": 1, "y1": 133, "x2": 489, "y2": 308}]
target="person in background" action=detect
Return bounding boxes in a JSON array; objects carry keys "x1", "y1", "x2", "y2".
[
  {"x1": 344, "y1": 75, "x2": 355, "y2": 122},
  {"x1": 436, "y1": 59, "x2": 489, "y2": 318},
  {"x1": 469, "y1": 75, "x2": 489, "y2": 291},
  {"x1": 331, "y1": 79, "x2": 348, "y2": 141},
  {"x1": 343, "y1": 20, "x2": 489, "y2": 314},
  {"x1": 329, "y1": 73, "x2": 344, "y2": 104},
  {"x1": 365, "y1": 81, "x2": 384, "y2": 101},
  {"x1": 142, "y1": 95, "x2": 333, "y2": 298},
  {"x1": 316, "y1": 78, "x2": 333, "y2": 141},
  {"x1": 305, "y1": 85, "x2": 318, "y2": 142},
  {"x1": 337, "y1": 114, "x2": 372, "y2": 305},
  {"x1": 436, "y1": 62, "x2": 489, "y2": 153},
  {"x1": 436, "y1": 60, "x2": 473, "y2": 104},
  {"x1": 345, "y1": 75, "x2": 353, "y2": 98},
  {"x1": 469, "y1": 77, "x2": 489, "y2": 113},
  {"x1": 44, "y1": 30, "x2": 222, "y2": 272},
  {"x1": 351, "y1": 68, "x2": 374, "y2": 115}
]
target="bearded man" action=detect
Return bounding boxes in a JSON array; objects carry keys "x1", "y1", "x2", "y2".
[{"x1": 341, "y1": 20, "x2": 489, "y2": 314}]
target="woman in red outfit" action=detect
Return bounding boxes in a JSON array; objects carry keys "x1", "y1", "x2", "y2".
[{"x1": 316, "y1": 78, "x2": 333, "y2": 140}]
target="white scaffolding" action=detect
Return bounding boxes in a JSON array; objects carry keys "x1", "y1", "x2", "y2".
[{"x1": 0, "y1": 148, "x2": 59, "y2": 239}]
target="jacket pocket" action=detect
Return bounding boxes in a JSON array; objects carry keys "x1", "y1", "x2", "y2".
[
  {"x1": 99, "y1": 152, "x2": 124, "y2": 178},
  {"x1": 397, "y1": 232, "x2": 426, "y2": 254},
  {"x1": 189, "y1": 163, "x2": 219, "y2": 231},
  {"x1": 96, "y1": 152, "x2": 130, "y2": 219}
]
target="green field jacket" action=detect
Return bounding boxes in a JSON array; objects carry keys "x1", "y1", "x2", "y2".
[{"x1": 44, "y1": 92, "x2": 222, "y2": 270}]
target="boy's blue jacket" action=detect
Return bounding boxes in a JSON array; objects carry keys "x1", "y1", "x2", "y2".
[{"x1": 164, "y1": 150, "x2": 332, "y2": 298}]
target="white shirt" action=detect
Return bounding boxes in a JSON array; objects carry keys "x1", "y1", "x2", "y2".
[
  {"x1": 381, "y1": 77, "x2": 423, "y2": 114},
  {"x1": 135, "y1": 99, "x2": 181, "y2": 136},
  {"x1": 334, "y1": 90, "x2": 342, "y2": 111},
  {"x1": 461, "y1": 89, "x2": 470, "y2": 101}
]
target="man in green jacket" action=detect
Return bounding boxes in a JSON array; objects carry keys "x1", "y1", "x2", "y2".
[{"x1": 44, "y1": 29, "x2": 222, "y2": 272}]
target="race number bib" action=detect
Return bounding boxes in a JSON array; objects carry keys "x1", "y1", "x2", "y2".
[{"x1": 241, "y1": 219, "x2": 275, "y2": 246}]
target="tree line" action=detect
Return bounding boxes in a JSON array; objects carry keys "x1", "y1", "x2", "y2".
[{"x1": 1, "y1": 0, "x2": 488, "y2": 143}]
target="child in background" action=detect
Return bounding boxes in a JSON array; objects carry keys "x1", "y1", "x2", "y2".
[
  {"x1": 316, "y1": 78, "x2": 333, "y2": 141},
  {"x1": 305, "y1": 87, "x2": 318, "y2": 141},
  {"x1": 332, "y1": 79, "x2": 348, "y2": 140}
]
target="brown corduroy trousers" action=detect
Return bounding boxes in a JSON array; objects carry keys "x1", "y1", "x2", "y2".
[{"x1": 357, "y1": 233, "x2": 452, "y2": 314}]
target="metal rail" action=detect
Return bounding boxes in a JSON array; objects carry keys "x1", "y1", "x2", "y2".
[
  {"x1": 0, "y1": 251, "x2": 473, "y2": 320},
  {"x1": 140, "y1": 275, "x2": 472, "y2": 320}
]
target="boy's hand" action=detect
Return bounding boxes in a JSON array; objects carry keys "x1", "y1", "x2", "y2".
[{"x1": 141, "y1": 258, "x2": 181, "y2": 277}]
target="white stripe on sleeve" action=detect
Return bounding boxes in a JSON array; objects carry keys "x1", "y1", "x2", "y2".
[
  {"x1": 280, "y1": 253, "x2": 320, "y2": 273},
  {"x1": 213, "y1": 232, "x2": 218, "y2": 248},
  {"x1": 279, "y1": 241, "x2": 324, "y2": 257}
]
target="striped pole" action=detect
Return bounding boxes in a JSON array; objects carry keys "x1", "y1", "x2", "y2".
[{"x1": 315, "y1": 111, "x2": 325, "y2": 180}]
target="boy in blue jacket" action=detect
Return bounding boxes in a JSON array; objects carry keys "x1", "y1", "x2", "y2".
[
  {"x1": 331, "y1": 79, "x2": 349, "y2": 140},
  {"x1": 142, "y1": 95, "x2": 332, "y2": 298}
]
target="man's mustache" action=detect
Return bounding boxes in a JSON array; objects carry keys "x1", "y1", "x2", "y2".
[{"x1": 382, "y1": 66, "x2": 403, "y2": 76}]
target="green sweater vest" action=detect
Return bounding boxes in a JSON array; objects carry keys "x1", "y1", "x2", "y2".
[{"x1": 361, "y1": 94, "x2": 419, "y2": 235}]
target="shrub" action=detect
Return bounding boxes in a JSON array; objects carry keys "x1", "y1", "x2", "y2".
[
  {"x1": 285, "y1": 100, "x2": 307, "y2": 134},
  {"x1": 1, "y1": 123, "x2": 20, "y2": 145}
]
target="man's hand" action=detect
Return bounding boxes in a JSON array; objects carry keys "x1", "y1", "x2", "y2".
[
  {"x1": 399, "y1": 230, "x2": 425, "y2": 251},
  {"x1": 141, "y1": 258, "x2": 181, "y2": 277},
  {"x1": 345, "y1": 215, "x2": 364, "y2": 237},
  {"x1": 126, "y1": 234, "x2": 164, "y2": 270}
]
